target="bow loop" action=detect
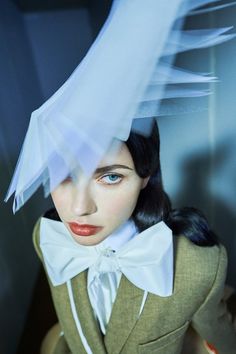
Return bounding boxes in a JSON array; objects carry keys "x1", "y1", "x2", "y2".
[{"x1": 39, "y1": 217, "x2": 174, "y2": 296}]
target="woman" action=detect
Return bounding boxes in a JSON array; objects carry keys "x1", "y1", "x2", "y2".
[
  {"x1": 33, "y1": 121, "x2": 236, "y2": 354},
  {"x1": 5, "y1": 1, "x2": 236, "y2": 353}
]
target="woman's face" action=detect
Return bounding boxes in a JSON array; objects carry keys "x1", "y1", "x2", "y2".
[{"x1": 51, "y1": 143, "x2": 148, "y2": 246}]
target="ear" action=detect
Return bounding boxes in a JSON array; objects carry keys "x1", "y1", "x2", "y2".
[{"x1": 141, "y1": 176, "x2": 150, "y2": 189}]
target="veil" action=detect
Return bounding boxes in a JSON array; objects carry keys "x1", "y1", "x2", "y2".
[{"x1": 5, "y1": 0, "x2": 236, "y2": 212}]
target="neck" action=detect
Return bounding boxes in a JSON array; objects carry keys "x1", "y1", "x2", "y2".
[{"x1": 99, "y1": 219, "x2": 138, "y2": 251}]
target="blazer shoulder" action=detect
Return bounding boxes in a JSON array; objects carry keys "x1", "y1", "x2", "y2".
[
  {"x1": 174, "y1": 235, "x2": 227, "y2": 292},
  {"x1": 175, "y1": 234, "x2": 227, "y2": 266}
]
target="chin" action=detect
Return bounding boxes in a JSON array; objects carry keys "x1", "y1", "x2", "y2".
[{"x1": 71, "y1": 233, "x2": 107, "y2": 246}]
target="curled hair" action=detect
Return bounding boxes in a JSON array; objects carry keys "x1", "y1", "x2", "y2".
[{"x1": 126, "y1": 121, "x2": 218, "y2": 246}]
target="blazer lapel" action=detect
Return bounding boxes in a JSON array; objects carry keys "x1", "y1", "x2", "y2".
[
  {"x1": 71, "y1": 271, "x2": 107, "y2": 354},
  {"x1": 104, "y1": 275, "x2": 144, "y2": 354}
]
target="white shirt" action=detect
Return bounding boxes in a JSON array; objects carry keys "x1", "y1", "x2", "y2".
[{"x1": 87, "y1": 219, "x2": 137, "y2": 333}]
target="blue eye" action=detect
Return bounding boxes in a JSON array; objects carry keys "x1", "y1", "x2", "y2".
[{"x1": 100, "y1": 174, "x2": 122, "y2": 185}]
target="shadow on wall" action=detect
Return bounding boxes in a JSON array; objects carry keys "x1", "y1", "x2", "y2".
[
  {"x1": 0, "y1": 154, "x2": 51, "y2": 354},
  {"x1": 174, "y1": 137, "x2": 236, "y2": 288}
]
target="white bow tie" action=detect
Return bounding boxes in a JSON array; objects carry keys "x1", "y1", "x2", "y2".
[{"x1": 40, "y1": 217, "x2": 173, "y2": 296}]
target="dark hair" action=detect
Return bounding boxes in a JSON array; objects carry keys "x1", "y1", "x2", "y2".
[{"x1": 126, "y1": 121, "x2": 218, "y2": 246}]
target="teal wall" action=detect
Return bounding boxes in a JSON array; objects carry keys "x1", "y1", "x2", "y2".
[{"x1": 159, "y1": 4, "x2": 236, "y2": 287}]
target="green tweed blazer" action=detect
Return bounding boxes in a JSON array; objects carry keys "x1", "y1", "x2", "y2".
[{"x1": 33, "y1": 218, "x2": 236, "y2": 354}]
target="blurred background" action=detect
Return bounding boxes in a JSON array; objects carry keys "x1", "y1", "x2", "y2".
[{"x1": 0, "y1": 1, "x2": 236, "y2": 353}]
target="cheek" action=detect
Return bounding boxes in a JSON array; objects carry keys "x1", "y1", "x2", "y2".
[
  {"x1": 99, "y1": 183, "x2": 141, "y2": 220},
  {"x1": 51, "y1": 188, "x2": 71, "y2": 217}
]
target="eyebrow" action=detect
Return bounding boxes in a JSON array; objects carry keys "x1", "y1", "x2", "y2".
[{"x1": 94, "y1": 164, "x2": 133, "y2": 175}]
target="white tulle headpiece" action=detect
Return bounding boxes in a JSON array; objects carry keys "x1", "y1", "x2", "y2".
[{"x1": 5, "y1": 0, "x2": 236, "y2": 212}]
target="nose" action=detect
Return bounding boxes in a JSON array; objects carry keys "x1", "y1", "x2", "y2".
[{"x1": 71, "y1": 180, "x2": 97, "y2": 217}]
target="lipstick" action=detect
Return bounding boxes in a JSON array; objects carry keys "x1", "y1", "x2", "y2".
[{"x1": 68, "y1": 222, "x2": 103, "y2": 237}]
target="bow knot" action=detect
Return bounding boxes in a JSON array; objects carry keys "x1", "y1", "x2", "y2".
[
  {"x1": 101, "y1": 247, "x2": 116, "y2": 258},
  {"x1": 95, "y1": 248, "x2": 120, "y2": 273}
]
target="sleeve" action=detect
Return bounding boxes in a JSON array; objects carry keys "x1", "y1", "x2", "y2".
[
  {"x1": 32, "y1": 218, "x2": 44, "y2": 261},
  {"x1": 191, "y1": 245, "x2": 236, "y2": 354}
]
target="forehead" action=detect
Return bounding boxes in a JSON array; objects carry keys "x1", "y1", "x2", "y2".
[{"x1": 98, "y1": 142, "x2": 134, "y2": 167}]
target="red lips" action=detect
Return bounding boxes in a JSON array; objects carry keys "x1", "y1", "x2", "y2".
[{"x1": 68, "y1": 222, "x2": 103, "y2": 237}]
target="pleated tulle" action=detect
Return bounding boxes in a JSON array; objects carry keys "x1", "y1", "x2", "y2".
[{"x1": 5, "y1": 0, "x2": 236, "y2": 212}]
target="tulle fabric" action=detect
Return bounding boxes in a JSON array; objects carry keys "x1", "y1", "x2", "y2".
[{"x1": 5, "y1": 0, "x2": 236, "y2": 212}]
